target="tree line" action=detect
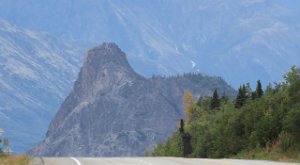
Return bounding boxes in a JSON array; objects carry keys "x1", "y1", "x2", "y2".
[{"x1": 152, "y1": 66, "x2": 300, "y2": 159}]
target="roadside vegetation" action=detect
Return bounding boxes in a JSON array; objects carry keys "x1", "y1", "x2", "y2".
[
  {"x1": 152, "y1": 66, "x2": 300, "y2": 162},
  {"x1": 0, "y1": 130, "x2": 31, "y2": 165},
  {"x1": 0, "y1": 154, "x2": 31, "y2": 165}
]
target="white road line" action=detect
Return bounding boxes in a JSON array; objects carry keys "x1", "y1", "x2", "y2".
[
  {"x1": 70, "y1": 157, "x2": 82, "y2": 165},
  {"x1": 135, "y1": 158, "x2": 153, "y2": 165}
]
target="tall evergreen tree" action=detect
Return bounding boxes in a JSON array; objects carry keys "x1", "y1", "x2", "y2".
[
  {"x1": 245, "y1": 83, "x2": 252, "y2": 98},
  {"x1": 210, "y1": 89, "x2": 220, "y2": 109},
  {"x1": 256, "y1": 80, "x2": 264, "y2": 98},
  {"x1": 183, "y1": 133, "x2": 192, "y2": 157},
  {"x1": 235, "y1": 86, "x2": 242, "y2": 108},
  {"x1": 241, "y1": 84, "x2": 247, "y2": 99},
  {"x1": 179, "y1": 119, "x2": 185, "y2": 134},
  {"x1": 235, "y1": 85, "x2": 247, "y2": 108}
]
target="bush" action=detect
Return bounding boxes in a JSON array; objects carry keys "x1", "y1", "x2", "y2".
[{"x1": 279, "y1": 132, "x2": 294, "y2": 152}]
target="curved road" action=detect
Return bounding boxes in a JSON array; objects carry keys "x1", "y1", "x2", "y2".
[{"x1": 42, "y1": 157, "x2": 300, "y2": 165}]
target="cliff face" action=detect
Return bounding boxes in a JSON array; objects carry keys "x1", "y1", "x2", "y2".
[{"x1": 28, "y1": 43, "x2": 236, "y2": 156}]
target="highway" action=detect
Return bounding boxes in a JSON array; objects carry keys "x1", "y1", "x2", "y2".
[{"x1": 41, "y1": 157, "x2": 300, "y2": 165}]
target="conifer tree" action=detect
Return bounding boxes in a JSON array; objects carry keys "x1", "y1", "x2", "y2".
[
  {"x1": 235, "y1": 87, "x2": 241, "y2": 108},
  {"x1": 235, "y1": 86, "x2": 244, "y2": 108},
  {"x1": 179, "y1": 119, "x2": 185, "y2": 134},
  {"x1": 256, "y1": 80, "x2": 264, "y2": 98},
  {"x1": 241, "y1": 84, "x2": 247, "y2": 99},
  {"x1": 210, "y1": 89, "x2": 220, "y2": 109},
  {"x1": 245, "y1": 83, "x2": 252, "y2": 98}
]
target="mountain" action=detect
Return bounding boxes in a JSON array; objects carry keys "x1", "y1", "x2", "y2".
[
  {"x1": 28, "y1": 43, "x2": 235, "y2": 156},
  {"x1": 0, "y1": 0, "x2": 299, "y2": 87},
  {"x1": 0, "y1": 18, "x2": 81, "y2": 153}
]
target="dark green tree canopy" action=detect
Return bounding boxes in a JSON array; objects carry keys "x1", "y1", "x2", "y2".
[
  {"x1": 256, "y1": 80, "x2": 264, "y2": 98},
  {"x1": 210, "y1": 89, "x2": 220, "y2": 110},
  {"x1": 179, "y1": 119, "x2": 185, "y2": 134}
]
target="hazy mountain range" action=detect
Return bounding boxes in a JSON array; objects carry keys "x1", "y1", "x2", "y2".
[{"x1": 0, "y1": 0, "x2": 299, "y2": 87}]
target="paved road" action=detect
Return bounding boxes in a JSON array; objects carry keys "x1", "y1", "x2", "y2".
[{"x1": 42, "y1": 157, "x2": 300, "y2": 165}]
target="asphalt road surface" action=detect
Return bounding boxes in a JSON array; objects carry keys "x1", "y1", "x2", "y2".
[{"x1": 42, "y1": 157, "x2": 300, "y2": 165}]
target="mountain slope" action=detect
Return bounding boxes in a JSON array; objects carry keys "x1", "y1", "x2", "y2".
[
  {"x1": 0, "y1": 19, "x2": 81, "y2": 153},
  {"x1": 28, "y1": 43, "x2": 235, "y2": 156},
  {"x1": 0, "y1": 0, "x2": 299, "y2": 87}
]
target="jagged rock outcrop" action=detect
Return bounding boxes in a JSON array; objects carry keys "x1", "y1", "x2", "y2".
[{"x1": 28, "y1": 42, "x2": 235, "y2": 156}]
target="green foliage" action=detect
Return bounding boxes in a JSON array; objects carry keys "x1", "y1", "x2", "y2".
[
  {"x1": 285, "y1": 66, "x2": 300, "y2": 104},
  {"x1": 145, "y1": 149, "x2": 151, "y2": 156},
  {"x1": 152, "y1": 143, "x2": 165, "y2": 156},
  {"x1": 283, "y1": 104, "x2": 300, "y2": 139},
  {"x1": 179, "y1": 119, "x2": 184, "y2": 134},
  {"x1": 152, "y1": 131, "x2": 184, "y2": 157},
  {"x1": 256, "y1": 80, "x2": 264, "y2": 98},
  {"x1": 210, "y1": 89, "x2": 220, "y2": 110},
  {"x1": 279, "y1": 132, "x2": 294, "y2": 152},
  {"x1": 235, "y1": 85, "x2": 247, "y2": 108},
  {"x1": 153, "y1": 66, "x2": 300, "y2": 159}
]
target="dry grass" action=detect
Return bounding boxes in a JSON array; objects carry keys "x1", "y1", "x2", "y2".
[
  {"x1": 233, "y1": 146, "x2": 300, "y2": 163},
  {"x1": 0, "y1": 155, "x2": 31, "y2": 165}
]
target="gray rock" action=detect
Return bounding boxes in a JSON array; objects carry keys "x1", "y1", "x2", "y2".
[{"x1": 28, "y1": 43, "x2": 235, "y2": 156}]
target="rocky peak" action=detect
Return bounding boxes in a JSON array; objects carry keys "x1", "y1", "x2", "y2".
[
  {"x1": 47, "y1": 43, "x2": 143, "y2": 132},
  {"x1": 81, "y1": 42, "x2": 139, "y2": 80},
  {"x1": 28, "y1": 43, "x2": 236, "y2": 157},
  {"x1": 85, "y1": 42, "x2": 127, "y2": 67},
  {"x1": 77, "y1": 42, "x2": 142, "y2": 93}
]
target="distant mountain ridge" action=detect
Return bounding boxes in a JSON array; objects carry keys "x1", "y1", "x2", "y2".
[
  {"x1": 0, "y1": 0, "x2": 299, "y2": 87},
  {"x1": 0, "y1": 18, "x2": 81, "y2": 153},
  {"x1": 28, "y1": 43, "x2": 235, "y2": 156}
]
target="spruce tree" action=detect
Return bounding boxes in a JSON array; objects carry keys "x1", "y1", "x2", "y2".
[
  {"x1": 179, "y1": 119, "x2": 185, "y2": 134},
  {"x1": 241, "y1": 84, "x2": 247, "y2": 99},
  {"x1": 235, "y1": 86, "x2": 244, "y2": 108},
  {"x1": 210, "y1": 89, "x2": 220, "y2": 109},
  {"x1": 251, "y1": 91, "x2": 257, "y2": 100},
  {"x1": 256, "y1": 80, "x2": 264, "y2": 98},
  {"x1": 245, "y1": 83, "x2": 252, "y2": 98}
]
